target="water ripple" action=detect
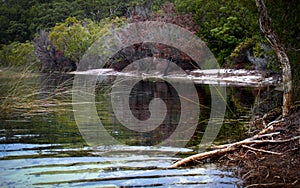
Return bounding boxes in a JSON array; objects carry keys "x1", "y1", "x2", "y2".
[{"x1": 0, "y1": 144, "x2": 241, "y2": 187}]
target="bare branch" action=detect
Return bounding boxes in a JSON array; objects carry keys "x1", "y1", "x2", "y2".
[{"x1": 241, "y1": 145, "x2": 282, "y2": 155}]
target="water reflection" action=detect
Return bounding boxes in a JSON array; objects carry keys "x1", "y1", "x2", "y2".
[
  {"x1": 99, "y1": 79, "x2": 201, "y2": 146},
  {"x1": 0, "y1": 72, "x2": 283, "y2": 187},
  {"x1": 37, "y1": 73, "x2": 74, "y2": 100},
  {"x1": 0, "y1": 145, "x2": 241, "y2": 187}
]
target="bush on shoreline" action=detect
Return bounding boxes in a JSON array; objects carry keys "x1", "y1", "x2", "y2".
[{"x1": 0, "y1": 41, "x2": 39, "y2": 71}]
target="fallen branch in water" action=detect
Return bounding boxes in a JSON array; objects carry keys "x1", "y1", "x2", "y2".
[
  {"x1": 170, "y1": 130, "x2": 300, "y2": 168},
  {"x1": 170, "y1": 147, "x2": 237, "y2": 168},
  {"x1": 171, "y1": 109, "x2": 300, "y2": 186}
]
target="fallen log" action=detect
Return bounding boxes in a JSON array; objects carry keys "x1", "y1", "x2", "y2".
[
  {"x1": 170, "y1": 132, "x2": 299, "y2": 168},
  {"x1": 170, "y1": 147, "x2": 237, "y2": 168}
]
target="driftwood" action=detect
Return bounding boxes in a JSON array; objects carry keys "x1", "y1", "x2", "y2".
[
  {"x1": 170, "y1": 129, "x2": 300, "y2": 168},
  {"x1": 170, "y1": 147, "x2": 237, "y2": 168}
]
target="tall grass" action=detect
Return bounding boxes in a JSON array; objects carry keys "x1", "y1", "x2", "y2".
[
  {"x1": 0, "y1": 66, "x2": 36, "y2": 118},
  {"x1": 0, "y1": 66, "x2": 73, "y2": 119}
]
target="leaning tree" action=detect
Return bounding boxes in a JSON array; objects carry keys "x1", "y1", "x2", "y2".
[{"x1": 256, "y1": 0, "x2": 292, "y2": 117}]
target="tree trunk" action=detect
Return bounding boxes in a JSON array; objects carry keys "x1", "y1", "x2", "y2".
[{"x1": 255, "y1": 0, "x2": 292, "y2": 117}]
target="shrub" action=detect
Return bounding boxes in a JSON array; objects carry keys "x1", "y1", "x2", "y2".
[{"x1": 0, "y1": 41, "x2": 39, "y2": 70}]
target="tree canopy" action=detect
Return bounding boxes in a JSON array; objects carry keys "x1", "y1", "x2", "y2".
[
  {"x1": 0, "y1": 0, "x2": 169, "y2": 45},
  {"x1": 0, "y1": 0, "x2": 298, "y2": 84}
]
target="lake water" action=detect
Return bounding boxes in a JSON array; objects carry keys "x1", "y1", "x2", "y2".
[{"x1": 0, "y1": 72, "x2": 282, "y2": 187}]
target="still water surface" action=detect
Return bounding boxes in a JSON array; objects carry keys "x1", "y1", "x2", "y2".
[{"x1": 0, "y1": 72, "x2": 281, "y2": 187}]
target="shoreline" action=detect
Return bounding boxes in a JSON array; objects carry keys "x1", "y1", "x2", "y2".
[{"x1": 70, "y1": 68, "x2": 282, "y2": 88}]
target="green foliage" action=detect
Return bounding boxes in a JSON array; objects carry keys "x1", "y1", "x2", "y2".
[
  {"x1": 189, "y1": 0, "x2": 259, "y2": 65},
  {"x1": 230, "y1": 38, "x2": 254, "y2": 60},
  {"x1": 175, "y1": 0, "x2": 298, "y2": 75},
  {"x1": 174, "y1": 0, "x2": 197, "y2": 13},
  {"x1": 1, "y1": 0, "x2": 298, "y2": 83},
  {"x1": 49, "y1": 17, "x2": 98, "y2": 63},
  {"x1": 252, "y1": 42, "x2": 279, "y2": 72},
  {"x1": 0, "y1": 41, "x2": 39, "y2": 70},
  {"x1": 49, "y1": 16, "x2": 127, "y2": 64},
  {"x1": 0, "y1": 0, "x2": 168, "y2": 46},
  {"x1": 152, "y1": 0, "x2": 175, "y2": 11}
]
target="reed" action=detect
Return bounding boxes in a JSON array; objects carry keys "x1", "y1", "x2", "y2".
[{"x1": 0, "y1": 67, "x2": 73, "y2": 119}]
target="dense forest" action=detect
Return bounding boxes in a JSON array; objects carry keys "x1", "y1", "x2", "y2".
[
  {"x1": 0, "y1": 0, "x2": 299, "y2": 97},
  {"x1": 0, "y1": 0, "x2": 164, "y2": 44}
]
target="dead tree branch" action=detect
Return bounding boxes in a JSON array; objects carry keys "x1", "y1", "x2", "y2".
[
  {"x1": 170, "y1": 134, "x2": 299, "y2": 168},
  {"x1": 170, "y1": 147, "x2": 237, "y2": 168},
  {"x1": 241, "y1": 145, "x2": 282, "y2": 155}
]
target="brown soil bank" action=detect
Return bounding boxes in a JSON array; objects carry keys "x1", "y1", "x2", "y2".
[
  {"x1": 171, "y1": 105, "x2": 299, "y2": 187},
  {"x1": 223, "y1": 107, "x2": 300, "y2": 187}
]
